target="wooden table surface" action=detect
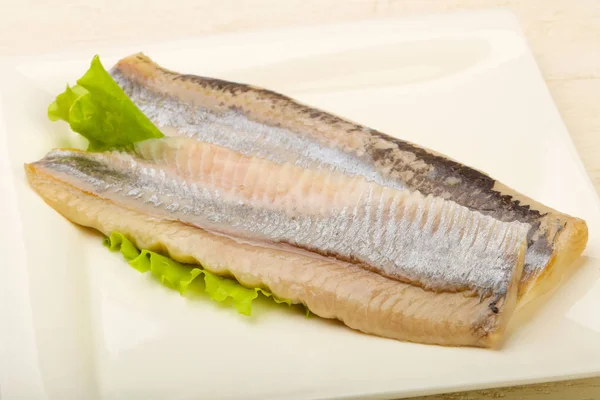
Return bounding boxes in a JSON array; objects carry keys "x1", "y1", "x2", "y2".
[{"x1": 1, "y1": 1, "x2": 598, "y2": 399}]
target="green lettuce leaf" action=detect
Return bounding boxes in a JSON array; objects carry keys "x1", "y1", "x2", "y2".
[
  {"x1": 50, "y1": 56, "x2": 305, "y2": 317},
  {"x1": 48, "y1": 55, "x2": 164, "y2": 151},
  {"x1": 103, "y1": 232, "x2": 293, "y2": 315}
]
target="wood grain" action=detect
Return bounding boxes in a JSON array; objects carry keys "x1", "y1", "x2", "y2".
[
  {"x1": 412, "y1": 377, "x2": 600, "y2": 400},
  {"x1": 0, "y1": 1, "x2": 598, "y2": 399}
]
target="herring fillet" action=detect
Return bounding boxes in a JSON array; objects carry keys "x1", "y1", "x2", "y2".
[
  {"x1": 110, "y1": 53, "x2": 588, "y2": 304},
  {"x1": 25, "y1": 161, "x2": 524, "y2": 348},
  {"x1": 31, "y1": 138, "x2": 529, "y2": 298}
]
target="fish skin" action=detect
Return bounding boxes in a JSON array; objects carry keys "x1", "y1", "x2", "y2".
[
  {"x1": 32, "y1": 138, "x2": 529, "y2": 298},
  {"x1": 111, "y1": 53, "x2": 588, "y2": 303},
  {"x1": 25, "y1": 162, "x2": 524, "y2": 348}
]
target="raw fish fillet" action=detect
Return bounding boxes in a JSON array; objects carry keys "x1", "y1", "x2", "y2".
[
  {"x1": 111, "y1": 53, "x2": 588, "y2": 305},
  {"x1": 26, "y1": 153, "x2": 525, "y2": 348}
]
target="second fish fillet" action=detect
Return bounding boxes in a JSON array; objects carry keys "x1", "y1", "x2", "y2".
[{"x1": 26, "y1": 159, "x2": 524, "y2": 348}]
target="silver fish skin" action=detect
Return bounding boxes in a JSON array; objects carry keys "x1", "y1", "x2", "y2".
[
  {"x1": 32, "y1": 138, "x2": 529, "y2": 298},
  {"x1": 110, "y1": 53, "x2": 588, "y2": 303}
]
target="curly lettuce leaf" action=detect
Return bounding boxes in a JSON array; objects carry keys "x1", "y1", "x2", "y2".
[
  {"x1": 49, "y1": 57, "x2": 306, "y2": 317},
  {"x1": 103, "y1": 232, "x2": 293, "y2": 315},
  {"x1": 48, "y1": 55, "x2": 163, "y2": 151}
]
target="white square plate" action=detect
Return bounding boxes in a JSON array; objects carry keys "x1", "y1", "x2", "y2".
[{"x1": 2, "y1": 10, "x2": 600, "y2": 400}]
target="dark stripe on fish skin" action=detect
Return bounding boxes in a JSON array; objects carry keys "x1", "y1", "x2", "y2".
[
  {"x1": 173, "y1": 73, "x2": 297, "y2": 102},
  {"x1": 40, "y1": 155, "x2": 130, "y2": 184},
  {"x1": 361, "y1": 127, "x2": 545, "y2": 224},
  {"x1": 371, "y1": 133, "x2": 540, "y2": 221}
]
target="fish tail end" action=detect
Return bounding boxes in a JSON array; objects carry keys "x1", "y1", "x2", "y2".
[{"x1": 519, "y1": 217, "x2": 589, "y2": 308}]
